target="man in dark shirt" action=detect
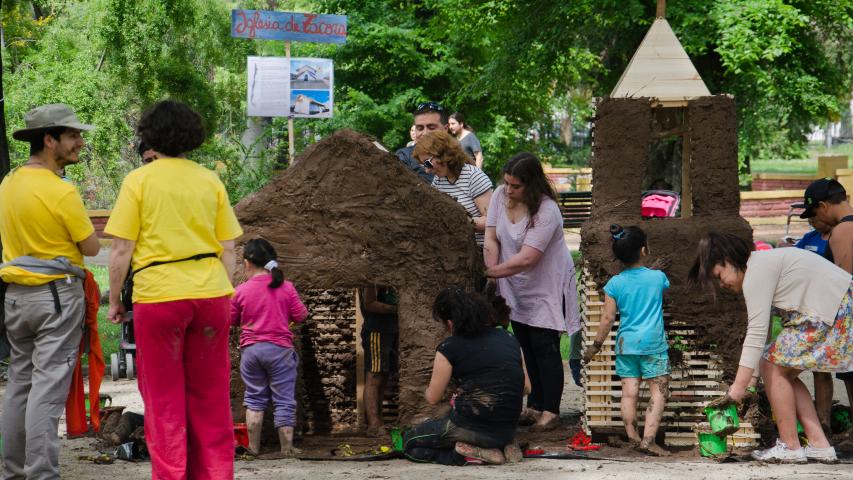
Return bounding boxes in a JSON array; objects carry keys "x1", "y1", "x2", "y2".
[{"x1": 396, "y1": 102, "x2": 448, "y2": 183}]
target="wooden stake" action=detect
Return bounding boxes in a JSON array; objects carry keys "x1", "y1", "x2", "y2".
[
  {"x1": 286, "y1": 40, "x2": 296, "y2": 164},
  {"x1": 682, "y1": 108, "x2": 693, "y2": 217},
  {"x1": 656, "y1": 0, "x2": 666, "y2": 18}
]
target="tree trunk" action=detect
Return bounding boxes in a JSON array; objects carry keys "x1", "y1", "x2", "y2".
[
  {"x1": 840, "y1": 100, "x2": 853, "y2": 139},
  {"x1": 0, "y1": 36, "x2": 11, "y2": 180}
]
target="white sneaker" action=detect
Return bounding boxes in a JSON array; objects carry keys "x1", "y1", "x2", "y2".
[
  {"x1": 804, "y1": 445, "x2": 838, "y2": 464},
  {"x1": 751, "y1": 439, "x2": 807, "y2": 464}
]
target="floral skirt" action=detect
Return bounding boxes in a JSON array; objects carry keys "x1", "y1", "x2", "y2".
[{"x1": 763, "y1": 284, "x2": 853, "y2": 372}]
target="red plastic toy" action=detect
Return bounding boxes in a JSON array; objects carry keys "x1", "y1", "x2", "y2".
[{"x1": 569, "y1": 431, "x2": 601, "y2": 451}]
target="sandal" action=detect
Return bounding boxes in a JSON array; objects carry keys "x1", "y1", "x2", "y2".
[{"x1": 454, "y1": 442, "x2": 505, "y2": 465}]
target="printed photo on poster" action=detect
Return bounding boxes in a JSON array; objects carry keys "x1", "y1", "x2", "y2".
[
  {"x1": 247, "y1": 56, "x2": 290, "y2": 117},
  {"x1": 290, "y1": 57, "x2": 333, "y2": 118},
  {"x1": 291, "y1": 59, "x2": 332, "y2": 89},
  {"x1": 290, "y1": 90, "x2": 331, "y2": 117}
]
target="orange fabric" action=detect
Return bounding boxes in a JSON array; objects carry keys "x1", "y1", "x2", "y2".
[{"x1": 65, "y1": 270, "x2": 105, "y2": 437}]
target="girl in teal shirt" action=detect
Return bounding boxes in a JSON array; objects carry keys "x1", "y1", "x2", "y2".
[{"x1": 583, "y1": 224, "x2": 670, "y2": 456}]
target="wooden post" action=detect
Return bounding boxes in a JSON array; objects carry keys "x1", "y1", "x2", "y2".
[
  {"x1": 681, "y1": 108, "x2": 693, "y2": 217},
  {"x1": 656, "y1": 0, "x2": 666, "y2": 18},
  {"x1": 286, "y1": 41, "x2": 296, "y2": 164},
  {"x1": 355, "y1": 289, "x2": 365, "y2": 427}
]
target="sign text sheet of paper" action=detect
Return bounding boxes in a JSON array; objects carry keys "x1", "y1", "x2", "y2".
[{"x1": 247, "y1": 57, "x2": 290, "y2": 117}]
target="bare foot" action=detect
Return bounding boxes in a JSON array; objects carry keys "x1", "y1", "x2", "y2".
[
  {"x1": 366, "y1": 424, "x2": 387, "y2": 438},
  {"x1": 280, "y1": 446, "x2": 303, "y2": 458},
  {"x1": 607, "y1": 436, "x2": 640, "y2": 448},
  {"x1": 637, "y1": 439, "x2": 671, "y2": 457}
]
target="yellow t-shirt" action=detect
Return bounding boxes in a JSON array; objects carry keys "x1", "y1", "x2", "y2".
[
  {"x1": 0, "y1": 167, "x2": 95, "y2": 285},
  {"x1": 104, "y1": 158, "x2": 243, "y2": 303}
]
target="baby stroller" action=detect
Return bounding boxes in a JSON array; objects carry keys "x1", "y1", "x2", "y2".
[
  {"x1": 641, "y1": 190, "x2": 680, "y2": 218},
  {"x1": 111, "y1": 285, "x2": 137, "y2": 381},
  {"x1": 110, "y1": 313, "x2": 136, "y2": 381}
]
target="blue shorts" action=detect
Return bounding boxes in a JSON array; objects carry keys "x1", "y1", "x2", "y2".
[{"x1": 615, "y1": 352, "x2": 670, "y2": 379}]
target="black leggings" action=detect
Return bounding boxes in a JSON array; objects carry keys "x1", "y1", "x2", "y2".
[
  {"x1": 511, "y1": 321, "x2": 564, "y2": 414},
  {"x1": 403, "y1": 416, "x2": 514, "y2": 466}
]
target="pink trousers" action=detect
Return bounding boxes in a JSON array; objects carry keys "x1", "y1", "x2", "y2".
[{"x1": 135, "y1": 296, "x2": 234, "y2": 480}]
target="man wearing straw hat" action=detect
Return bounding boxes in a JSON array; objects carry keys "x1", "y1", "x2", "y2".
[{"x1": 0, "y1": 104, "x2": 100, "y2": 478}]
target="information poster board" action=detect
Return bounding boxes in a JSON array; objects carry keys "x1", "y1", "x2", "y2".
[{"x1": 247, "y1": 56, "x2": 290, "y2": 117}]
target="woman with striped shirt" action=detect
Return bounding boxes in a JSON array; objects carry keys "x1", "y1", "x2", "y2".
[{"x1": 414, "y1": 131, "x2": 493, "y2": 248}]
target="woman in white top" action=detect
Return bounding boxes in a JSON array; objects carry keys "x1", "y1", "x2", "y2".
[
  {"x1": 690, "y1": 232, "x2": 852, "y2": 464},
  {"x1": 414, "y1": 131, "x2": 493, "y2": 248}
]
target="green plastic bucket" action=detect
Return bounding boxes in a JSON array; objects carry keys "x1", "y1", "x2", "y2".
[
  {"x1": 705, "y1": 404, "x2": 740, "y2": 436},
  {"x1": 390, "y1": 427, "x2": 403, "y2": 452},
  {"x1": 698, "y1": 432, "x2": 728, "y2": 457}
]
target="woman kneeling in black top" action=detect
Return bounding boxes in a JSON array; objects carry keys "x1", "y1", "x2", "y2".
[{"x1": 403, "y1": 287, "x2": 531, "y2": 465}]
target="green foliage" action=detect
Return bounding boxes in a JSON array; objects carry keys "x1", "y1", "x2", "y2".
[{"x1": 3, "y1": 0, "x2": 852, "y2": 206}]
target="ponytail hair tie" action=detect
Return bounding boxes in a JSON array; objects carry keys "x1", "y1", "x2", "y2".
[
  {"x1": 263, "y1": 260, "x2": 279, "y2": 271},
  {"x1": 609, "y1": 224, "x2": 625, "y2": 240}
]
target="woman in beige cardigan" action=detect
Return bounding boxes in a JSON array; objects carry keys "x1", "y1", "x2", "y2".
[{"x1": 690, "y1": 232, "x2": 852, "y2": 464}]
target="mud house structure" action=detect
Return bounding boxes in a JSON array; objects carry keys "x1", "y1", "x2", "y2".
[
  {"x1": 580, "y1": 9, "x2": 756, "y2": 447},
  {"x1": 232, "y1": 130, "x2": 479, "y2": 435}
]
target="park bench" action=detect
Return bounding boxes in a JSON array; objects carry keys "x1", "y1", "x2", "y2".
[{"x1": 557, "y1": 191, "x2": 593, "y2": 228}]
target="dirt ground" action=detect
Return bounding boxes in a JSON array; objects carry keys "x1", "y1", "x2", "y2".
[{"x1": 2, "y1": 367, "x2": 852, "y2": 478}]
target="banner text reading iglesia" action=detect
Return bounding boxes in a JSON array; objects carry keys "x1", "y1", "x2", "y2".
[{"x1": 231, "y1": 10, "x2": 348, "y2": 45}]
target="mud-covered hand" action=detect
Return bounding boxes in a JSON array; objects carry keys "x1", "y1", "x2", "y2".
[
  {"x1": 649, "y1": 255, "x2": 672, "y2": 271},
  {"x1": 582, "y1": 341, "x2": 603, "y2": 364},
  {"x1": 707, "y1": 393, "x2": 736, "y2": 409}
]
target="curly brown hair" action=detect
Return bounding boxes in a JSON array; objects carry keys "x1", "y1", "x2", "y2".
[
  {"x1": 137, "y1": 100, "x2": 206, "y2": 157},
  {"x1": 413, "y1": 130, "x2": 474, "y2": 178}
]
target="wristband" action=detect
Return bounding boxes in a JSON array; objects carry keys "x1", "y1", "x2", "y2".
[{"x1": 746, "y1": 386, "x2": 757, "y2": 394}]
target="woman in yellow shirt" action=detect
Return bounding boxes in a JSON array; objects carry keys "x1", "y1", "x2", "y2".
[{"x1": 106, "y1": 100, "x2": 243, "y2": 479}]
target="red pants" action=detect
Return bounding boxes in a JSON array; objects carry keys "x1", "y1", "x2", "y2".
[{"x1": 135, "y1": 296, "x2": 234, "y2": 480}]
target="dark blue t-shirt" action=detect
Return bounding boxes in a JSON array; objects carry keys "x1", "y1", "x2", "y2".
[{"x1": 795, "y1": 229, "x2": 828, "y2": 257}]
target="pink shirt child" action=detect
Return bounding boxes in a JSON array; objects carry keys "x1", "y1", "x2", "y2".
[{"x1": 231, "y1": 274, "x2": 309, "y2": 349}]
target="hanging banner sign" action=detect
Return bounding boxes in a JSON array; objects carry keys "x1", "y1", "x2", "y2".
[{"x1": 231, "y1": 10, "x2": 348, "y2": 44}]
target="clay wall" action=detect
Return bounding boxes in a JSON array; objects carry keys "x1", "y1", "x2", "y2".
[
  {"x1": 231, "y1": 130, "x2": 479, "y2": 431},
  {"x1": 581, "y1": 96, "x2": 753, "y2": 375}
]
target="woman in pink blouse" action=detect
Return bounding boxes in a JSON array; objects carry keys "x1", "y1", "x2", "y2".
[{"x1": 483, "y1": 152, "x2": 581, "y2": 432}]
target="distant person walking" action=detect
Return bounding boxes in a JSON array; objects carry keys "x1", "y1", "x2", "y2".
[
  {"x1": 0, "y1": 104, "x2": 101, "y2": 478},
  {"x1": 106, "y1": 100, "x2": 243, "y2": 479},
  {"x1": 484, "y1": 152, "x2": 581, "y2": 432},
  {"x1": 232, "y1": 238, "x2": 308, "y2": 457},
  {"x1": 449, "y1": 112, "x2": 484, "y2": 169}
]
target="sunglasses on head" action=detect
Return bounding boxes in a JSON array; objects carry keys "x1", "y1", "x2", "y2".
[
  {"x1": 416, "y1": 101, "x2": 445, "y2": 113},
  {"x1": 423, "y1": 156, "x2": 436, "y2": 169}
]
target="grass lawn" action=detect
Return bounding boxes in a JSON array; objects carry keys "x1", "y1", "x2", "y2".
[
  {"x1": 751, "y1": 143, "x2": 853, "y2": 174},
  {"x1": 85, "y1": 264, "x2": 121, "y2": 362}
]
